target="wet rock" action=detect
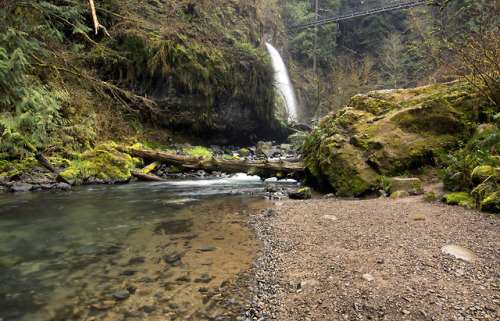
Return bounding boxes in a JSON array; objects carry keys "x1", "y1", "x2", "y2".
[
  {"x1": 91, "y1": 300, "x2": 117, "y2": 310},
  {"x1": 195, "y1": 273, "x2": 214, "y2": 283},
  {"x1": 120, "y1": 269, "x2": 138, "y2": 276},
  {"x1": 288, "y1": 187, "x2": 312, "y2": 200},
  {"x1": 56, "y1": 182, "x2": 71, "y2": 190},
  {"x1": 11, "y1": 183, "x2": 33, "y2": 192},
  {"x1": 128, "y1": 257, "x2": 146, "y2": 265},
  {"x1": 113, "y1": 288, "x2": 130, "y2": 300},
  {"x1": 139, "y1": 305, "x2": 156, "y2": 313},
  {"x1": 198, "y1": 245, "x2": 216, "y2": 252},
  {"x1": 164, "y1": 252, "x2": 182, "y2": 264},
  {"x1": 265, "y1": 184, "x2": 278, "y2": 193}
]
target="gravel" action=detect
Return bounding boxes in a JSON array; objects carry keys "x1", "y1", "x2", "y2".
[{"x1": 249, "y1": 194, "x2": 499, "y2": 320}]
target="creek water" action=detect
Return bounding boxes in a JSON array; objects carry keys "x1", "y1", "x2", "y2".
[{"x1": 0, "y1": 174, "x2": 297, "y2": 320}]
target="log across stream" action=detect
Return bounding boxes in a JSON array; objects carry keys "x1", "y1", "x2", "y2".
[{"x1": 120, "y1": 147, "x2": 305, "y2": 181}]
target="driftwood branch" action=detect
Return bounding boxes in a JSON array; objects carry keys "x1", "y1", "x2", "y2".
[
  {"x1": 120, "y1": 147, "x2": 305, "y2": 180},
  {"x1": 89, "y1": 0, "x2": 111, "y2": 37}
]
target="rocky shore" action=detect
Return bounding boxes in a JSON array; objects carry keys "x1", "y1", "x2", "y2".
[
  {"x1": 0, "y1": 141, "x2": 299, "y2": 193},
  {"x1": 247, "y1": 190, "x2": 499, "y2": 320}
]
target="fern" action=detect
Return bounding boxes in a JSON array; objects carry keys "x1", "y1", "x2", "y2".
[{"x1": 0, "y1": 1, "x2": 93, "y2": 156}]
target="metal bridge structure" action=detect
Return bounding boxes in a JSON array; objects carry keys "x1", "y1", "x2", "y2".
[{"x1": 289, "y1": 0, "x2": 428, "y2": 30}]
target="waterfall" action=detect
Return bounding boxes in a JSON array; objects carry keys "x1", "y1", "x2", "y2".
[{"x1": 265, "y1": 43, "x2": 298, "y2": 123}]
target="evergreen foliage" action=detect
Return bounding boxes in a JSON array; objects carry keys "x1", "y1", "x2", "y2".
[{"x1": 0, "y1": 1, "x2": 93, "y2": 157}]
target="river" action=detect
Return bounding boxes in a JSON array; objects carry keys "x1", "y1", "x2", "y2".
[{"x1": 0, "y1": 174, "x2": 297, "y2": 320}]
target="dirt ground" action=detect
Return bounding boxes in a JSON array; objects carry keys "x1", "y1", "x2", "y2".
[{"x1": 248, "y1": 189, "x2": 499, "y2": 321}]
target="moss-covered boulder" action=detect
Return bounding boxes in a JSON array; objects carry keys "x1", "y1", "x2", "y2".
[
  {"x1": 80, "y1": 142, "x2": 133, "y2": 182},
  {"x1": 468, "y1": 124, "x2": 500, "y2": 151},
  {"x1": 303, "y1": 83, "x2": 469, "y2": 196},
  {"x1": 442, "y1": 192, "x2": 475, "y2": 208},
  {"x1": 477, "y1": 191, "x2": 500, "y2": 212},
  {"x1": 471, "y1": 165, "x2": 500, "y2": 185}
]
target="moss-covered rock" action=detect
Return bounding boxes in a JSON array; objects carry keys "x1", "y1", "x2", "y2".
[
  {"x1": 57, "y1": 169, "x2": 78, "y2": 185},
  {"x1": 302, "y1": 83, "x2": 469, "y2": 196},
  {"x1": 289, "y1": 187, "x2": 312, "y2": 199},
  {"x1": 477, "y1": 191, "x2": 500, "y2": 212},
  {"x1": 388, "y1": 177, "x2": 423, "y2": 195},
  {"x1": 80, "y1": 142, "x2": 133, "y2": 182},
  {"x1": 442, "y1": 192, "x2": 474, "y2": 208},
  {"x1": 390, "y1": 190, "x2": 410, "y2": 198},
  {"x1": 468, "y1": 124, "x2": 500, "y2": 151},
  {"x1": 471, "y1": 165, "x2": 500, "y2": 185},
  {"x1": 423, "y1": 191, "x2": 437, "y2": 202}
]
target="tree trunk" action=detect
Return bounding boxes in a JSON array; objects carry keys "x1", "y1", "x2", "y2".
[{"x1": 120, "y1": 147, "x2": 304, "y2": 180}]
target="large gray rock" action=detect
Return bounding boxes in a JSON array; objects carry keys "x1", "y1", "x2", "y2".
[{"x1": 11, "y1": 183, "x2": 33, "y2": 192}]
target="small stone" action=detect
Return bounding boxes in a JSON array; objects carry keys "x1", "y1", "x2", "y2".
[
  {"x1": 154, "y1": 292, "x2": 164, "y2": 298},
  {"x1": 362, "y1": 274, "x2": 375, "y2": 282},
  {"x1": 323, "y1": 215, "x2": 337, "y2": 221},
  {"x1": 113, "y1": 288, "x2": 130, "y2": 300},
  {"x1": 198, "y1": 245, "x2": 216, "y2": 252},
  {"x1": 140, "y1": 305, "x2": 155, "y2": 313},
  {"x1": 402, "y1": 309, "x2": 411, "y2": 315},
  {"x1": 164, "y1": 252, "x2": 182, "y2": 263}
]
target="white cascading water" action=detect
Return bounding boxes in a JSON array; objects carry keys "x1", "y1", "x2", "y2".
[{"x1": 265, "y1": 42, "x2": 298, "y2": 123}]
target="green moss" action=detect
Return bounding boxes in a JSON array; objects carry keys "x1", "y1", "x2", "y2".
[
  {"x1": 57, "y1": 159, "x2": 71, "y2": 168},
  {"x1": 186, "y1": 146, "x2": 213, "y2": 158},
  {"x1": 57, "y1": 169, "x2": 78, "y2": 181},
  {"x1": 442, "y1": 192, "x2": 474, "y2": 208},
  {"x1": 478, "y1": 191, "x2": 500, "y2": 213},
  {"x1": 423, "y1": 191, "x2": 437, "y2": 202},
  {"x1": 239, "y1": 148, "x2": 250, "y2": 156},
  {"x1": 80, "y1": 142, "x2": 132, "y2": 181}
]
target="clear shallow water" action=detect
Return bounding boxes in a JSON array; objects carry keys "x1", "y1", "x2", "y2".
[{"x1": 0, "y1": 174, "x2": 296, "y2": 321}]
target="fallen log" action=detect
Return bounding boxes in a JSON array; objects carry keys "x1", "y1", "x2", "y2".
[
  {"x1": 130, "y1": 169, "x2": 166, "y2": 181},
  {"x1": 119, "y1": 147, "x2": 304, "y2": 180}
]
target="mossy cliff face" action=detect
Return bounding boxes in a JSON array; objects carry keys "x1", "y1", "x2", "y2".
[
  {"x1": 302, "y1": 83, "x2": 473, "y2": 196},
  {"x1": 94, "y1": 0, "x2": 285, "y2": 145}
]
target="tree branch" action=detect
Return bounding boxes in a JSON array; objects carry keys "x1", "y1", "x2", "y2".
[{"x1": 89, "y1": 0, "x2": 111, "y2": 37}]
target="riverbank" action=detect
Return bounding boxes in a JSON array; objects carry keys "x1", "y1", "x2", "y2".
[{"x1": 248, "y1": 190, "x2": 499, "y2": 320}]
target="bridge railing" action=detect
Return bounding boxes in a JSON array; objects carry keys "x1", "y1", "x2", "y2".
[{"x1": 288, "y1": 0, "x2": 428, "y2": 30}]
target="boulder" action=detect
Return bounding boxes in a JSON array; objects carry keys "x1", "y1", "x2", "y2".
[
  {"x1": 11, "y1": 183, "x2": 33, "y2": 192},
  {"x1": 302, "y1": 83, "x2": 468, "y2": 196},
  {"x1": 471, "y1": 165, "x2": 500, "y2": 185}
]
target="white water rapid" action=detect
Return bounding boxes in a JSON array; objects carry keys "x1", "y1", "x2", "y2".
[{"x1": 265, "y1": 42, "x2": 298, "y2": 123}]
